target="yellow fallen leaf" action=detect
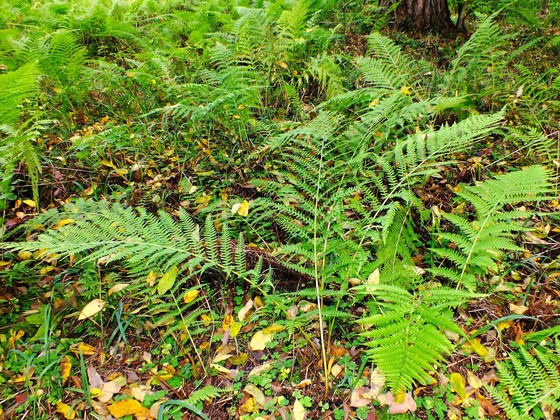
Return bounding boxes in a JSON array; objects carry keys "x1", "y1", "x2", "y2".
[
  {"x1": 78, "y1": 299, "x2": 106, "y2": 320},
  {"x1": 60, "y1": 355, "x2": 72, "y2": 384},
  {"x1": 239, "y1": 396, "x2": 257, "y2": 414},
  {"x1": 467, "y1": 371, "x2": 482, "y2": 389},
  {"x1": 249, "y1": 330, "x2": 274, "y2": 351},
  {"x1": 510, "y1": 303, "x2": 528, "y2": 315},
  {"x1": 108, "y1": 283, "x2": 129, "y2": 296},
  {"x1": 183, "y1": 289, "x2": 200, "y2": 304},
  {"x1": 101, "y1": 160, "x2": 116, "y2": 169},
  {"x1": 107, "y1": 399, "x2": 149, "y2": 419},
  {"x1": 73, "y1": 342, "x2": 97, "y2": 355},
  {"x1": 293, "y1": 399, "x2": 306, "y2": 420},
  {"x1": 56, "y1": 402, "x2": 76, "y2": 419},
  {"x1": 449, "y1": 372, "x2": 467, "y2": 400},
  {"x1": 39, "y1": 266, "x2": 55, "y2": 274},
  {"x1": 222, "y1": 314, "x2": 233, "y2": 331},
  {"x1": 232, "y1": 200, "x2": 249, "y2": 217},
  {"x1": 262, "y1": 324, "x2": 285, "y2": 334},
  {"x1": 23, "y1": 199, "x2": 36, "y2": 208},
  {"x1": 469, "y1": 338, "x2": 489, "y2": 358},
  {"x1": 158, "y1": 266, "x2": 178, "y2": 295},
  {"x1": 238, "y1": 299, "x2": 253, "y2": 321},
  {"x1": 146, "y1": 271, "x2": 157, "y2": 287},
  {"x1": 17, "y1": 250, "x2": 33, "y2": 261},
  {"x1": 52, "y1": 219, "x2": 75, "y2": 229},
  {"x1": 230, "y1": 322, "x2": 242, "y2": 338},
  {"x1": 244, "y1": 383, "x2": 266, "y2": 407},
  {"x1": 114, "y1": 168, "x2": 128, "y2": 177}
]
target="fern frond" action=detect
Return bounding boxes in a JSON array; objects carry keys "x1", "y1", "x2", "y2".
[
  {"x1": 357, "y1": 284, "x2": 477, "y2": 394},
  {"x1": 487, "y1": 343, "x2": 560, "y2": 419},
  {"x1": 429, "y1": 166, "x2": 554, "y2": 289}
]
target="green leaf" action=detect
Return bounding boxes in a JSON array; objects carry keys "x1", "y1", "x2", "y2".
[{"x1": 158, "y1": 266, "x2": 178, "y2": 295}]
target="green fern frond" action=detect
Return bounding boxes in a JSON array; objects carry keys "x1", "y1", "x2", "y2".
[
  {"x1": 186, "y1": 385, "x2": 222, "y2": 405},
  {"x1": 430, "y1": 165, "x2": 554, "y2": 289},
  {"x1": 0, "y1": 63, "x2": 38, "y2": 125},
  {"x1": 357, "y1": 284, "x2": 479, "y2": 394},
  {"x1": 7, "y1": 202, "x2": 269, "y2": 293},
  {"x1": 487, "y1": 343, "x2": 560, "y2": 420}
]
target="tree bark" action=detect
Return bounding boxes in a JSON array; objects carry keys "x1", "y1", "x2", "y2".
[{"x1": 379, "y1": 0, "x2": 455, "y2": 33}]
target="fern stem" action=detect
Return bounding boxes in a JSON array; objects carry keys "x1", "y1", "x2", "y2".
[{"x1": 313, "y1": 138, "x2": 329, "y2": 393}]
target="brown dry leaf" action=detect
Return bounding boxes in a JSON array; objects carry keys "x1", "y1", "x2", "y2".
[
  {"x1": 351, "y1": 387, "x2": 373, "y2": 407},
  {"x1": 108, "y1": 399, "x2": 150, "y2": 419},
  {"x1": 383, "y1": 392, "x2": 417, "y2": 415},
  {"x1": 476, "y1": 393, "x2": 500, "y2": 416},
  {"x1": 87, "y1": 366, "x2": 104, "y2": 389},
  {"x1": 60, "y1": 356, "x2": 72, "y2": 384},
  {"x1": 56, "y1": 402, "x2": 76, "y2": 419},
  {"x1": 510, "y1": 303, "x2": 529, "y2": 315},
  {"x1": 99, "y1": 377, "x2": 126, "y2": 403}
]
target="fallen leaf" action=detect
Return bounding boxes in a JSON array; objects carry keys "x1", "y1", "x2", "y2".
[
  {"x1": 262, "y1": 324, "x2": 285, "y2": 334},
  {"x1": 230, "y1": 322, "x2": 242, "y2": 338},
  {"x1": 87, "y1": 366, "x2": 104, "y2": 389},
  {"x1": 73, "y1": 342, "x2": 97, "y2": 355},
  {"x1": 232, "y1": 200, "x2": 249, "y2": 217},
  {"x1": 108, "y1": 283, "x2": 129, "y2": 296},
  {"x1": 17, "y1": 250, "x2": 33, "y2": 261},
  {"x1": 56, "y1": 402, "x2": 76, "y2": 419},
  {"x1": 401, "y1": 86, "x2": 412, "y2": 95},
  {"x1": 158, "y1": 266, "x2": 178, "y2": 295},
  {"x1": 449, "y1": 372, "x2": 467, "y2": 400},
  {"x1": 249, "y1": 330, "x2": 274, "y2": 351},
  {"x1": 244, "y1": 384, "x2": 266, "y2": 407},
  {"x1": 351, "y1": 387, "x2": 372, "y2": 407},
  {"x1": 222, "y1": 314, "x2": 233, "y2": 331},
  {"x1": 23, "y1": 199, "x2": 36, "y2": 208},
  {"x1": 510, "y1": 303, "x2": 528, "y2": 315},
  {"x1": 239, "y1": 396, "x2": 257, "y2": 414},
  {"x1": 146, "y1": 271, "x2": 157, "y2": 287},
  {"x1": 183, "y1": 289, "x2": 200, "y2": 303},
  {"x1": 467, "y1": 371, "x2": 482, "y2": 389},
  {"x1": 99, "y1": 377, "x2": 125, "y2": 403},
  {"x1": 238, "y1": 299, "x2": 253, "y2": 321},
  {"x1": 248, "y1": 362, "x2": 273, "y2": 378},
  {"x1": 383, "y1": 392, "x2": 417, "y2": 414},
  {"x1": 60, "y1": 356, "x2": 72, "y2": 384},
  {"x1": 293, "y1": 399, "x2": 306, "y2": 420},
  {"x1": 78, "y1": 299, "x2": 106, "y2": 320},
  {"x1": 108, "y1": 399, "x2": 150, "y2": 419}
]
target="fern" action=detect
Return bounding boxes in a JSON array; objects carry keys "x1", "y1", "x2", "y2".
[
  {"x1": 429, "y1": 165, "x2": 554, "y2": 290},
  {"x1": 0, "y1": 63, "x2": 38, "y2": 125},
  {"x1": 357, "y1": 284, "x2": 481, "y2": 394},
  {"x1": 487, "y1": 342, "x2": 560, "y2": 420},
  {"x1": 5, "y1": 203, "x2": 270, "y2": 330}
]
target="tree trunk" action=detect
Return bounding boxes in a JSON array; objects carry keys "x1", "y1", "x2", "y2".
[{"x1": 379, "y1": 0, "x2": 455, "y2": 33}]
